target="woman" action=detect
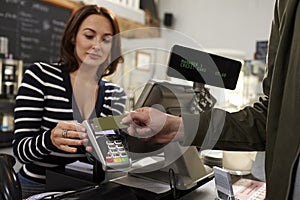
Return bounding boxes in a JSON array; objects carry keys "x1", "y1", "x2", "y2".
[{"x1": 13, "y1": 5, "x2": 126, "y2": 198}]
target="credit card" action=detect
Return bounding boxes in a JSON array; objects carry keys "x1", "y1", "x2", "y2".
[{"x1": 92, "y1": 114, "x2": 128, "y2": 131}]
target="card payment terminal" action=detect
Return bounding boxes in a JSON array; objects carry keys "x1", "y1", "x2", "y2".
[{"x1": 82, "y1": 115, "x2": 131, "y2": 170}]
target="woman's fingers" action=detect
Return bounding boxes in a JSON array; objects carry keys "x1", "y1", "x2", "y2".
[{"x1": 51, "y1": 121, "x2": 87, "y2": 153}]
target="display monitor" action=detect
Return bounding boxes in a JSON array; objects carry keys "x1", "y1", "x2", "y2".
[
  {"x1": 127, "y1": 79, "x2": 214, "y2": 190},
  {"x1": 167, "y1": 44, "x2": 242, "y2": 90}
]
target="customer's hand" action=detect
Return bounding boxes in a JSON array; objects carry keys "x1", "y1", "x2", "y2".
[
  {"x1": 51, "y1": 121, "x2": 88, "y2": 153},
  {"x1": 121, "y1": 107, "x2": 184, "y2": 144}
]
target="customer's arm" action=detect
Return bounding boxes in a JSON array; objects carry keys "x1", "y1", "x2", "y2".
[
  {"x1": 183, "y1": 98, "x2": 268, "y2": 151},
  {"x1": 123, "y1": 96, "x2": 268, "y2": 151}
]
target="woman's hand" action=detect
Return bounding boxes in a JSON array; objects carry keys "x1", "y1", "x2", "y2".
[{"x1": 50, "y1": 121, "x2": 88, "y2": 153}]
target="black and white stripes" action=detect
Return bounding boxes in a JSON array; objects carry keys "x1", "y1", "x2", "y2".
[{"x1": 13, "y1": 62, "x2": 126, "y2": 183}]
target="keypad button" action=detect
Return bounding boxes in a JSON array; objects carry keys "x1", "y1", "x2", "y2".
[
  {"x1": 107, "y1": 144, "x2": 115, "y2": 148},
  {"x1": 106, "y1": 141, "x2": 114, "y2": 145},
  {"x1": 110, "y1": 149, "x2": 118, "y2": 153},
  {"x1": 118, "y1": 148, "x2": 125, "y2": 152},
  {"x1": 121, "y1": 157, "x2": 129, "y2": 162},
  {"x1": 120, "y1": 152, "x2": 127, "y2": 157},
  {"x1": 114, "y1": 158, "x2": 122, "y2": 163},
  {"x1": 112, "y1": 153, "x2": 120, "y2": 158},
  {"x1": 114, "y1": 140, "x2": 122, "y2": 145},
  {"x1": 116, "y1": 144, "x2": 124, "y2": 148},
  {"x1": 106, "y1": 152, "x2": 112, "y2": 156}
]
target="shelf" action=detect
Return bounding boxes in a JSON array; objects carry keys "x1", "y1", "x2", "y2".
[{"x1": 84, "y1": 0, "x2": 145, "y2": 24}]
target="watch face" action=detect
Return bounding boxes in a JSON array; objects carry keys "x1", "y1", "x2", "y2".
[{"x1": 167, "y1": 45, "x2": 242, "y2": 90}]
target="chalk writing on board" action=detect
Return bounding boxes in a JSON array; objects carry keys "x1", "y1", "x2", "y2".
[{"x1": 0, "y1": 0, "x2": 71, "y2": 68}]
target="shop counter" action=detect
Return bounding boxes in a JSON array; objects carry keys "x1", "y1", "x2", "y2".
[{"x1": 45, "y1": 167, "x2": 214, "y2": 200}]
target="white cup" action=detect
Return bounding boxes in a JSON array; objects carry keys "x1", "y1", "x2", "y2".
[{"x1": 222, "y1": 151, "x2": 257, "y2": 175}]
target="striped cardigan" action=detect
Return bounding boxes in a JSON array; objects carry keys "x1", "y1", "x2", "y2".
[{"x1": 13, "y1": 62, "x2": 127, "y2": 183}]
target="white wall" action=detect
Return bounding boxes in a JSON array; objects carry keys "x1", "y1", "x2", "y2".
[{"x1": 157, "y1": 0, "x2": 276, "y2": 59}]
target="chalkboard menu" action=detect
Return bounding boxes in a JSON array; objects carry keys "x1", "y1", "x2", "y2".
[{"x1": 0, "y1": 0, "x2": 72, "y2": 68}]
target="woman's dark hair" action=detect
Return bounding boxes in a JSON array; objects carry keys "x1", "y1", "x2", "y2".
[{"x1": 59, "y1": 5, "x2": 124, "y2": 77}]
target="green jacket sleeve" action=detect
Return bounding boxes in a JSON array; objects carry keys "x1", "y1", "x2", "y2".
[{"x1": 181, "y1": 95, "x2": 268, "y2": 151}]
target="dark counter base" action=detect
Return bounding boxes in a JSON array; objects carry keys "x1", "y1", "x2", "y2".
[
  {"x1": 46, "y1": 168, "x2": 213, "y2": 200},
  {"x1": 0, "y1": 132, "x2": 14, "y2": 148}
]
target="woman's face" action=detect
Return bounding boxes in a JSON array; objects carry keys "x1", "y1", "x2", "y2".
[{"x1": 75, "y1": 14, "x2": 113, "y2": 68}]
